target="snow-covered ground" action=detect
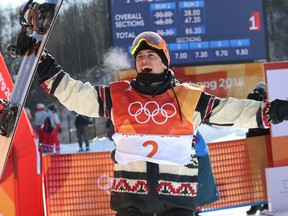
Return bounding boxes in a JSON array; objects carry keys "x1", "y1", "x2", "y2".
[
  {"x1": 59, "y1": 124, "x2": 248, "y2": 154},
  {"x1": 55, "y1": 125, "x2": 288, "y2": 216},
  {"x1": 200, "y1": 206, "x2": 288, "y2": 216}
]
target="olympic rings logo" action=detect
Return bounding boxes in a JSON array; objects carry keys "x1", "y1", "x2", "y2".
[
  {"x1": 97, "y1": 174, "x2": 114, "y2": 195},
  {"x1": 128, "y1": 101, "x2": 176, "y2": 124}
]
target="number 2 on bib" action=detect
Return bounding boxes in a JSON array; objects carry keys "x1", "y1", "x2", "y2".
[{"x1": 143, "y1": 140, "x2": 158, "y2": 158}]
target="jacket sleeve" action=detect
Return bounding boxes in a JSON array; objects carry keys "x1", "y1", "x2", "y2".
[
  {"x1": 36, "y1": 53, "x2": 112, "y2": 118},
  {"x1": 195, "y1": 92, "x2": 270, "y2": 129},
  {"x1": 196, "y1": 92, "x2": 288, "y2": 129}
]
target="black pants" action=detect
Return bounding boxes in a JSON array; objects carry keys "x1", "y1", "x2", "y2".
[
  {"x1": 116, "y1": 208, "x2": 195, "y2": 216},
  {"x1": 76, "y1": 125, "x2": 89, "y2": 147}
]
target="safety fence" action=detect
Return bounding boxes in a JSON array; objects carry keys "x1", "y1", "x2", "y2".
[
  {"x1": 42, "y1": 152, "x2": 115, "y2": 216},
  {"x1": 198, "y1": 135, "x2": 272, "y2": 212},
  {"x1": 42, "y1": 135, "x2": 271, "y2": 215}
]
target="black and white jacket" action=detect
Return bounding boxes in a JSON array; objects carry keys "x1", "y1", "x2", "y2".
[{"x1": 37, "y1": 54, "x2": 288, "y2": 214}]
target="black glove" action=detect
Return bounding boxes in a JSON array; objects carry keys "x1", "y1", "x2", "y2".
[
  {"x1": 37, "y1": 51, "x2": 62, "y2": 84},
  {"x1": 270, "y1": 99, "x2": 288, "y2": 124},
  {"x1": 58, "y1": 128, "x2": 62, "y2": 133}
]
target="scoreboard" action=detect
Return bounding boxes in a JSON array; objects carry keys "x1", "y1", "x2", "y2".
[{"x1": 110, "y1": 0, "x2": 268, "y2": 67}]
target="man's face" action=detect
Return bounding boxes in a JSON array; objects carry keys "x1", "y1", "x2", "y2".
[{"x1": 135, "y1": 49, "x2": 167, "y2": 74}]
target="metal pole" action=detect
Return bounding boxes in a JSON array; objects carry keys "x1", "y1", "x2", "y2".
[{"x1": 68, "y1": 115, "x2": 71, "y2": 143}]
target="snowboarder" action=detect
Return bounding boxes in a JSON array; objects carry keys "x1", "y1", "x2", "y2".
[{"x1": 36, "y1": 31, "x2": 288, "y2": 216}]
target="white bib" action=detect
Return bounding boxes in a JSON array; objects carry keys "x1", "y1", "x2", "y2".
[{"x1": 113, "y1": 133, "x2": 194, "y2": 165}]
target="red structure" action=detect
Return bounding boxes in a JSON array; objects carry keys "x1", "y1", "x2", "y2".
[{"x1": 0, "y1": 53, "x2": 43, "y2": 216}]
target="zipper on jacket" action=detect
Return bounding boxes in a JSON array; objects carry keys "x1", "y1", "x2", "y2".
[{"x1": 147, "y1": 162, "x2": 158, "y2": 214}]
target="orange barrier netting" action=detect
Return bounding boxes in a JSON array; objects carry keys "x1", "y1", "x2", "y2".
[
  {"x1": 42, "y1": 136, "x2": 271, "y2": 215},
  {"x1": 42, "y1": 152, "x2": 115, "y2": 216},
  {"x1": 198, "y1": 135, "x2": 271, "y2": 211}
]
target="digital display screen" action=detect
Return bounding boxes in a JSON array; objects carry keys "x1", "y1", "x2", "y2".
[{"x1": 110, "y1": 0, "x2": 268, "y2": 67}]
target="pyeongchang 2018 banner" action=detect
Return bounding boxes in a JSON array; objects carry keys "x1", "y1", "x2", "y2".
[
  {"x1": 0, "y1": 54, "x2": 13, "y2": 100},
  {"x1": 114, "y1": 62, "x2": 266, "y2": 99}
]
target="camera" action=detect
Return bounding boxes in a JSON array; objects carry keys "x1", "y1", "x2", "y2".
[{"x1": 247, "y1": 87, "x2": 266, "y2": 101}]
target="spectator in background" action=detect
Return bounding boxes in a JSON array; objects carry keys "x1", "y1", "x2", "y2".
[
  {"x1": 34, "y1": 103, "x2": 48, "y2": 151},
  {"x1": 25, "y1": 107, "x2": 33, "y2": 122},
  {"x1": 246, "y1": 82, "x2": 270, "y2": 215},
  {"x1": 75, "y1": 114, "x2": 92, "y2": 152},
  {"x1": 46, "y1": 105, "x2": 62, "y2": 153}
]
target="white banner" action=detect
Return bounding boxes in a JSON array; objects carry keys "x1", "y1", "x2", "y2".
[
  {"x1": 265, "y1": 166, "x2": 288, "y2": 213},
  {"x1": 265, "y1": 64, "x2": 288, "y2": 137}
]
